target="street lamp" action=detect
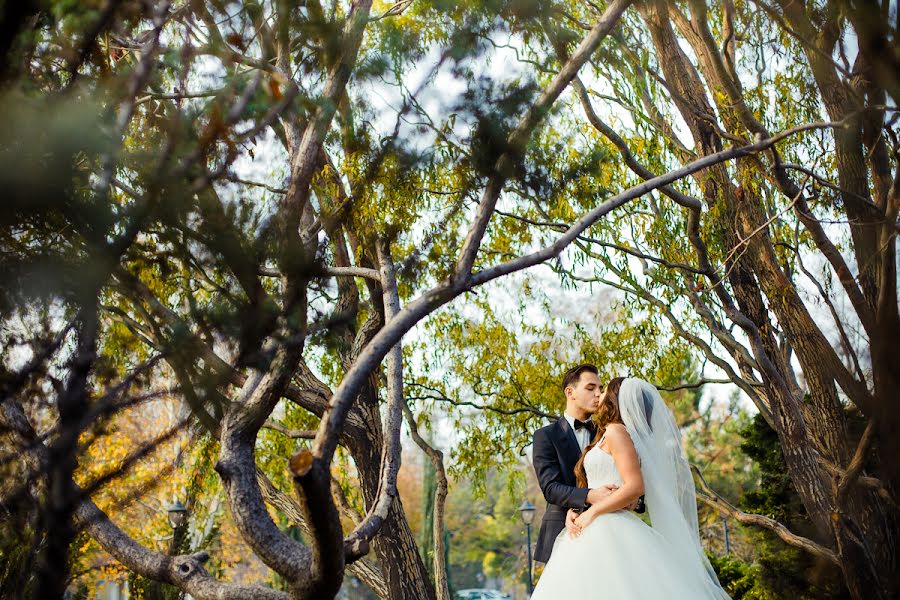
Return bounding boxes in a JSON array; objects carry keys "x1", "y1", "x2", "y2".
[
  {"x1": 722, "y1": 516, "x2": 731, "y2": 554},
  {"x1": 167, "y1": 500, "x2": 188, "y2": 529},
  {"x1": 158, "y1": 500, "x2": 189, "y2": 599},
  {"x1": 518, "y1": 500, "x2": 536, "y2": 595}
]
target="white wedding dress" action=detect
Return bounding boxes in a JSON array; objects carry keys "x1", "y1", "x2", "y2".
[{"x1": 531, "y1": 379, "x2": 731, "y2": 600}]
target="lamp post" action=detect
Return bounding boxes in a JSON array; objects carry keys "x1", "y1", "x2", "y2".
[
  {"x1": 518, "y1": 500, "x2": 536, "y2": 596},
  {"x1": 444, "y1": 528, "x2": 452, "y2": 592},
  {"x1": 166, "y1": 500, "x2": 189, "y2": 558},
  {"x1": 167, "y1": 500, "x2": 188, "y2": 529},
  {"x1": 722, "y1": 516, "x2": 731, "y2": 554},
  {"x1": 156, "y1": 501, "x2": 189, "y2": 599}
]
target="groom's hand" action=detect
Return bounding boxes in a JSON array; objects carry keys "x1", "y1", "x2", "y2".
[
  {"x1": 586, "y1": 484, "x2": 618, "y2": 505},
  {"x1": 565, "y1": 509, "x2": 580, "y2": 537}
]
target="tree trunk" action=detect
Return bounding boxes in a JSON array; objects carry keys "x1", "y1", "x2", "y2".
[
  {"x1": 633, "y1": 2, "x2": 900, "y2": 596},
  {"x1": 348, "y1": 387, "x2": 437, "y2": 600}
]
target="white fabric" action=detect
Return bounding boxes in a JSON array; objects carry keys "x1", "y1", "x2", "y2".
[
  {"x1": 563, "y1": 412, "x2": 591, "y2": 450},
  {"x1": 531, "y1": 378, "x2": 731, "y2": 599}
]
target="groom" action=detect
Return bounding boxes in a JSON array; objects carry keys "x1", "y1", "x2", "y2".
[{"x1": 531, "y1": 364, "x2": 640, "y2": 564}]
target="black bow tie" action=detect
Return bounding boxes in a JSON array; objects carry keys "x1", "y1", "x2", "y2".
[{"x1": 573, "y1": 419, "x2": 594, "y2": 431}]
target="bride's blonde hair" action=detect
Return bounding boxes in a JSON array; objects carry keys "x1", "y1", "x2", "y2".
[{"x1": 575, "y1": 377, "x2": 626, "y2": 489}]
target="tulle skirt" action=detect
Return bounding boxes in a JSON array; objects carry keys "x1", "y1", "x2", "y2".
[{"x1": 531, "y1": 510, "x2": 723, "y2": 599}]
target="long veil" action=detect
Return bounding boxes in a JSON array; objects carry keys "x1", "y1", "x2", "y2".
[{"x1": 618, "y1": 378, "x2": 731, "y2": 599}]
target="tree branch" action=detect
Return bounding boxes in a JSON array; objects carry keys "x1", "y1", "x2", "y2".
[
  {"x1": 470, "y1": 119, "x2": 848, "y2": 288},
  {"x1": 262, "y1": 421, "x2": 317, "y2": 439},
  {"x1": 692, "y1": 465, "x2": 840, "y2": 565},
  {"x1": 655, "y1": 378, "x2": 739, "y2": 391},
  {"x1": 454, "y1": 0, "x2": 633, "y2": 278},
  {"x1": 342, "y1": 238, "x2": 405, "y2": 559},
  {"x1": 837, "y1": 419, "x2": 877, "y2": 507}
]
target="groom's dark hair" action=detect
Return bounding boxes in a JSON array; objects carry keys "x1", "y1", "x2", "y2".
[{"x1": 561, "y1": 363, "x2": 599, "y2": 392}]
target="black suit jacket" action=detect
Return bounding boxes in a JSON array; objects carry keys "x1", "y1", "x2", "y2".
[{"x1": 531, "y1": 416, "x2": 589, "y2": 563}]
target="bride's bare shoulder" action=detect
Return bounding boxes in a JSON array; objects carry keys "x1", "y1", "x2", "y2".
[
  {"x1": 604, "y1": 423, "x2": 634, "y2": 444},
  {"x1": 605, "y1": 422, "x2": 630, "y2": 436}
]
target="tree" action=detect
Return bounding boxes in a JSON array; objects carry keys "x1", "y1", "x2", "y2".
[
  {"x1": 1, "y1": 1, "x2": 630, "y2": 598},
  {"x1": 2, "y1": 1, "x2": 897, "y2": 599},
  {"x1": 500, "y1": 1, "x2": 898, "y2": 596},
  {"x1": 737, "y1": 413, "x2": 851, "y2": 599}
]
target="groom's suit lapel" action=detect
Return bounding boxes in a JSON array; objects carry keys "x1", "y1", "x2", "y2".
[{"x1": 555, "y1": 416, "x2": 582, "y2": 480}]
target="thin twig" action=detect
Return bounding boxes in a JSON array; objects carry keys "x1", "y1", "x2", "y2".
[
  {"x1": 655, "y1": 378, "x2": 737, "y2": 391},
  {"x1": 836, "y1": 419, "x2": 877, "y2": 507},
  {"x1": 262, "y1": 421, "x2": 316, "y2": 439}
]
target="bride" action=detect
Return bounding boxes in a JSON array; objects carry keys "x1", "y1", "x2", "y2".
[{"x1": 531, "y1": 377, "x2": 732, "y2": 599}]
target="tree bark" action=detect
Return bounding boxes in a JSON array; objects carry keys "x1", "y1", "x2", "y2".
[{"x1": 632, "y1": 2, "x2": 900, "y2": 596}]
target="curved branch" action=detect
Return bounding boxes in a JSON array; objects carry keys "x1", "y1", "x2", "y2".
[
  {"x1": 0, "y1": 393, "x2": 286, "y2": 600},
  {"x1": 572, "y1": 76, "x2": 702, "y2": 210},
  {"x1": 343, "y1": 238, "x2": 405, "y2": 559},
  {"x1": 470, "y1": 119, "x2": 848, "y2": 288},
  {"x1": 692, "y1": 465, "x2": 840, "y2": 565},
  {"x1": 76, "y1": 500, "x2": 288, "y2": 600},
  {"x1": 256, "y1": 472, "x2": 388, "y2": 596},
  {"x1": 454, "y1": 0, "x2": 633, "y2": 277},
  {"x1": 216, "y1": 351, "x2": 314, "y2": 586},
  {"x1": 406, "y1": 388, "x2": 556, "y2": 420}
]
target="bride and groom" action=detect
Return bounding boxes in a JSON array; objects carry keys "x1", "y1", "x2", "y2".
[{"x1": 531, "y1": 364, "x2": 731, "y2": 599}]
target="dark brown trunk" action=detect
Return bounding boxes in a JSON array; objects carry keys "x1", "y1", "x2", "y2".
[
  {"x1": 635, "y1": 3, "x2": 900, "y2": 597},
  {"x1": 733, "y1": 184, "x2": 899, "y2": 598}
]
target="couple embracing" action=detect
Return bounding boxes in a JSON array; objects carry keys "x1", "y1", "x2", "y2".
[{"x1": 530, "y1": 364, "x2": 731, "y2": 599}]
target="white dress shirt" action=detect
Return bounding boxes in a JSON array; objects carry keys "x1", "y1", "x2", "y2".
[{"x1": 563, "y1": 412, "x2": 591, "y2": 451}]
